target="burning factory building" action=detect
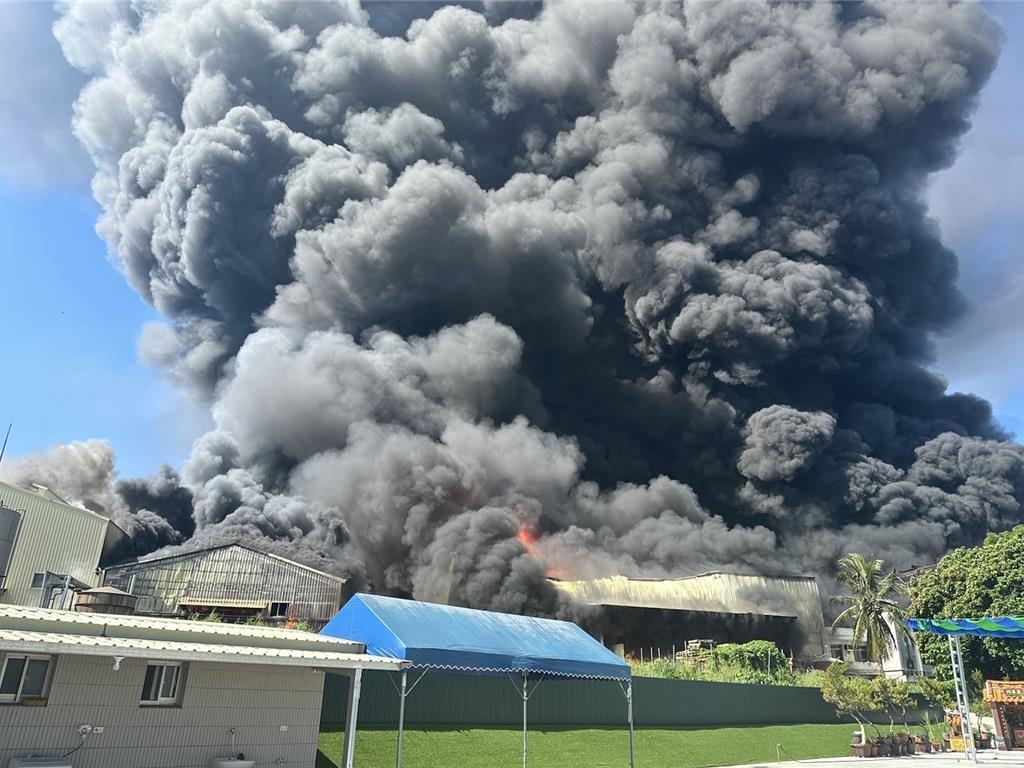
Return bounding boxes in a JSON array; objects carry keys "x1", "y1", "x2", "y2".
[
  {"x1": 1, "y1": 1, "x2": 1021, "y2": 628},
  {"x1": 551, "y1": 573, "x2": 829, "y2": 663}
]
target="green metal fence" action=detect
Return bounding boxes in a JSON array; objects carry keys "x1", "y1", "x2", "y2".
[{"x1": 321, "y1": 672, "x2": 935, "y2": 728}]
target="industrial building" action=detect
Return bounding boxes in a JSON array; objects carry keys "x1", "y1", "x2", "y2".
[
  {"x1": 0, "y1": 604, "x2": 402, "y2": 768},
  {"x1": 0, "y1": 480, "x2": 131, "y2": 609},
  {"x1": 551, "y1": 572, "x2": 829, "y2": 662},
  {"x1": 103, "y1": 543, "x2": 347, "y2": 628}
]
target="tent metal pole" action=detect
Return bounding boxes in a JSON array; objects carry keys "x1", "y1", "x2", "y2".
[
  {"x1": 522, "y1": 670, "x2": 529, "y2": 768},
  {"x1": 396, "y1": 669, "x2": 407, "y2": 768},
  {"x1": 343, "y1": 667, "x2": 363, "y2": 768},
  {"x1": 627, "y1": 679, "x2": 635, "y2": 768},
  {"x1": 948, "y1": 635, "x2": 977, "y2": 763}
]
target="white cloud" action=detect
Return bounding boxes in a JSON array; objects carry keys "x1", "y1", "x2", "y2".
[{"x1": 0, "y1": 2, "x2": 91, "y2": 188}]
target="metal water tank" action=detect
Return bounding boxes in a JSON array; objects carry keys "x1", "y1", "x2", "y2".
[{"x1": 74, "y1": 586, "x2": 137, "y2": 615}]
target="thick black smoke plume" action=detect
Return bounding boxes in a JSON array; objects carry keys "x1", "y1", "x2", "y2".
[{"x1": 11, "y1": 0, "x2": 1021, "y2": 615}]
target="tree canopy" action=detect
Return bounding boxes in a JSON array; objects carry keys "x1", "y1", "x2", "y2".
[
  {"x1": 909, "y1": 525, "x2": 1024, "y2": 681},
  {"x1": 832, "y1": 553, "x2": 911, "y2": 669}
]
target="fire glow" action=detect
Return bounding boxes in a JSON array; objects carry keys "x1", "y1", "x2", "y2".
[
  {"x1": 516, "y1": 526, "x2": 567, "y2": 579},
  {"x1": 516, "y1": 525, "x2": 539, "y2": 556}
]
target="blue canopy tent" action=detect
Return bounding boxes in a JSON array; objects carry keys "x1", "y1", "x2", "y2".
[
  {"x1": 322, "y1": 594, "x2": 634, "y2": 768},
  {"x1": 906, "y1": 616, "x2": 1024, "y2": 762}
]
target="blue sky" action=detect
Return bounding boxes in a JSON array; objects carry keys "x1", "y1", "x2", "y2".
[
  {"x1": 929, "y1": 2, "x2": 1024, "y2": 440},
  {"x1": 0, "y1": 2, "x2": 1021, "y2": 479}
]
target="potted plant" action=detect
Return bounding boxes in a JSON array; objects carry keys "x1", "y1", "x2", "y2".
[
  {"x1": 887, "y1": 733, "x2": 901, "y2": 755},
  {"x1": 914, "y1": 731, "x2": 932, "y2": 753},
  {"x1": 875, "y1": 736, "x2": 890, "y2": 757}
]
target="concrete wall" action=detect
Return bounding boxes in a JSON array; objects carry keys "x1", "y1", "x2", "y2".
[{"x1": 0, "y1": 655, "x2": 328, "y2": 768}]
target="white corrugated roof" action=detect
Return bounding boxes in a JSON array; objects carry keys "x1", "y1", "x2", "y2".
[
  {"x1": 0, "y1": 605, "x2": 408, "y2": 670},
  {"x1": 0, "y1": 605, "x2": 348, "y2": 646},
  {"x1": 0, "y1": 629, "x2": 405, "y2": 670}
]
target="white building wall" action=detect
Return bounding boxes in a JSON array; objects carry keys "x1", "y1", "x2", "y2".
[
  {"x1": 0, "y1": 654, "x2": 328, "y2": 768},
  {"x1": 828, "y1": 617, "x2": 925, "y2": 680}
]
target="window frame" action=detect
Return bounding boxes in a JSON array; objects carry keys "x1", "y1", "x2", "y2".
[
  {"x1": 140, "y1": 662, "x2": 185, "y2": 707},
  {"x1": 0, "y1": 653, "x2": 54, "y2": 704},
  {"x1": 268, "y1": 601, "x2": 289, "y2": 618},
  {"x1": 853, "y1": 645, "x2": 871, "y2": 663}
]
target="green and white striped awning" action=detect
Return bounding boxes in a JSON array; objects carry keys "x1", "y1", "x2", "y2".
[{"x1": 907, "y1": 617, "x2": 1024, "y2": 639}]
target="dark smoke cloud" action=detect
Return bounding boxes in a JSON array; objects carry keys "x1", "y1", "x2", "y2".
[
  {"x1": 15, "y1": 0, "x2": 1019, "y2": 615},
  {"x1": 0, "y1": 441, "x2": 189, "y2": 552}
]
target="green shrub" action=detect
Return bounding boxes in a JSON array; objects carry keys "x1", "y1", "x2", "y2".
[{"x1": 629, "y1": 640, "x2": 797, "y2": 685}]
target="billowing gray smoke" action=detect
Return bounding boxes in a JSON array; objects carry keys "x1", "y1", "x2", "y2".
[{"x1": 12, "y1": 0, "x2": 1021, "y2": 614}]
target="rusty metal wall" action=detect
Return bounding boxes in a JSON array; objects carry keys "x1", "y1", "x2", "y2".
[{"x1": 103, "y1": 545, "x2": 344, "y2": 626}]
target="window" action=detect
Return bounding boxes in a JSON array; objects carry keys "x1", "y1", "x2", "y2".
[
  {"x1": 829, "y1": 644, "x2": 843, "y2": 659},
  {"x1": 269, "y1": 601, "x2": 289, "y2": 618},
  {"x1": 30, "y1": 573, "x2": 44, "y2": 589},
  {"x1": 0, "y1": 655, "x2": 52, "y2": 703},
  {"x1": 141, "y1": 663, "x2": 183, "y2": 706},
  {"x1": 853, "y1": 646, "x2": 871, "y2": 663}
]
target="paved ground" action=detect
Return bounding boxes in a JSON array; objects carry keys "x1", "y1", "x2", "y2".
[{"x1": 727, "y1": 750, "x2": 1024, "y2": 768}]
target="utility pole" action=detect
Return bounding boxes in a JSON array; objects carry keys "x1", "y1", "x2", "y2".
[{"x1": 0, "y1": 422, "x2": 10, "y2": 467}]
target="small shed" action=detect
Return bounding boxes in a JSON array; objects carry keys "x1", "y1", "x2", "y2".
[
  {"x1": 322, "y1": 594, "x2": 634, "y2": 768},
  {"x1": 985, "y1": 680, "x2": 1024, "y2": 750}
]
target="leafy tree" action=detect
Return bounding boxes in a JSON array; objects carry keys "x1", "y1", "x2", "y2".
[
  {"x1": 909, "y1": 525, "x2": 1024, "y2": 682},
  {"x1": 832, "y1": 554, "x2": 911, "y2": 671},
  {"x1": 821, "y1": 662, "x2": 881, "y2": 742},
  {"x1": 872, "y1": 676, "x2": 913, "y2": 732},
  {"x1": 918, "y1": 676, "x2": 955, "y2": 710}
]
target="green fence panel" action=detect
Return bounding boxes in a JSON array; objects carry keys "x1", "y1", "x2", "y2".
[{"x1": 322, "y1": 673, "x2": 936, "y2": 728}]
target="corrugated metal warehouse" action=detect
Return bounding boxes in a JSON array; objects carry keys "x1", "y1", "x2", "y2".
[
  {"x1": 0, "y1": 480, "x2": 131, "y2": 608},
  {"x1": 103, "y1": 543, "x2": 347, "y2": 628},
  {"x1": 552, "y1": 572, "x2": 829, "y2": 662}
]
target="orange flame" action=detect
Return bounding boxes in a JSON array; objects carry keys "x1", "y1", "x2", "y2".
[
  {"x1": 516, "y1": 525, "x2": 539, "y2": 556},
  {"x1": 516, "y1": 525, "x2": 567, "y2": 579}
]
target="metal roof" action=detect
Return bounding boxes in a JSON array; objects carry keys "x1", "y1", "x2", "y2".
[
  {"x1": 106, "y1": 542, "x2": 346, "y2": 583},
  {"x1": 0, "y1": 480, "x2": 109, "y2": 524},
  {"x1": 0, "y1": 605, "x2": 355, "y2": 649},
  {"x1": 322, "y1": 594, "x2": 631, "y2": 681},
  {"x1": 550, "y1": 573, "x2": 808, "y2": 618},
  {"x1": 0, "y1": 605, "x2": 405, "y2": 671},
  {"x1": 0, "y1": 629, "x2": 404, "y2": 670}
]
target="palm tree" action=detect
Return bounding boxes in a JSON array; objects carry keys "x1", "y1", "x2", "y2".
[{"x1": 831, "y1": 554, "x2": 911, "y2": 674}]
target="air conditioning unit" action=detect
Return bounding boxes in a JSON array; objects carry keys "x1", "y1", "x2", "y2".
[{"x1": 7, "y1": 759, "x2": 73, "y2": 768}]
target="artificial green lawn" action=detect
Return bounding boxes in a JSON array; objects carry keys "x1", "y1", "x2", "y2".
[{"x1": 318, "y1": 723, "x2": 858, "y2": 768}]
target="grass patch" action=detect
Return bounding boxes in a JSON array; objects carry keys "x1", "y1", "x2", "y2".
[{"x1": 319, "y1": 722, "x2": 858, "y2": 768}]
